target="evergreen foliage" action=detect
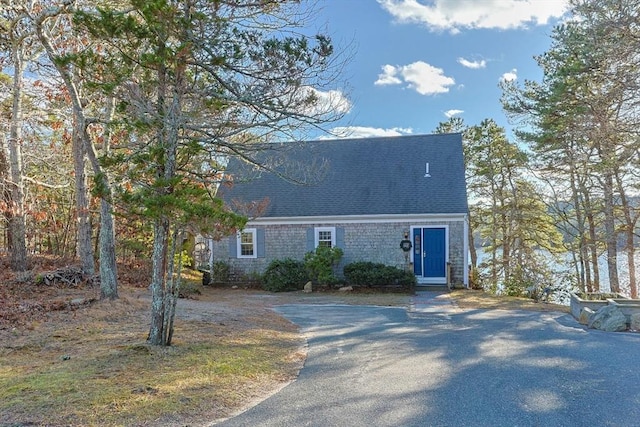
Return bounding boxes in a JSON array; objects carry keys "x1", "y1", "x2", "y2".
[
  {"x1": 343, "y1": 262, "x2": 416, "y2": 290},
  {"x1": 262, "y1": 258, "x2": 309, "y2": 292},
  {"x1": 69, "y1": 0, "x2": 348, "y2": 345},
  {"x1": 304, "y1": 246, "x2": 343, "y2": 287}
]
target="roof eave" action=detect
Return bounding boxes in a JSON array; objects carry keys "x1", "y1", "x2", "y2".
[{"x1": 246, "y1": 212, "x2": 468, "y2": 226}]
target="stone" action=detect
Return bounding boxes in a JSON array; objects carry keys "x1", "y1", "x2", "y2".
[
  {"x1": 588, "y1": 305, "x2": 628, "y2": 332},
  {"x1": 630, "y1": 313, "x2": 640, "y2": 332},
  {"x1": 303, "y1": 281, "x2": 313, "y2": 293},
  {"x1": 339, "y1": 286, "x2": 353, "y2": 292},
  {"x1": 578, "y1": 307, "x2": 594, "y2": 325}
]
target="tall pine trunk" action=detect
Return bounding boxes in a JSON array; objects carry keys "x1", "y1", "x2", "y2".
[
  {"x1": 148, "y1": 217, "x2": 169, "y2": 345},
  {"x1": 602, "y1": 172, "x2": 619, "y2": 293},
  {"x1": 148, "y1": 38, "x2": 183, "y2": 345},
  {"x1": 467, "y1": 213, "x2": 477, "y2": 268},
  {"x1": 569, "y1": 169, "x2": 590, "y2": 291},
  {"x1": 615, "y1": 169, "x2": 637, "y2": 298},
  {"x1": 578, "y1": 180, "x2": 600, "y2": 293},
  {"x1": 98, "y1": 198, "x2": 118, "y2": 299}
]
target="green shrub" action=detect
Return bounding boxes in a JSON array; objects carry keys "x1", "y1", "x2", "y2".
[
  {"x1": 211, "y1": 261, "x2": 230, "y2": 284},
  {"x1": 343, "y1": 262, "x2": 379, "y2": 287},
  {"x1": 395, "y1": 269, "x2": 418, "y2": 289},
  {"x1": 502, "y1": 266, "x2": 535, "y2": 297},
  {"x1": 343, "y1": 262, "x2": 416, "y2": 290},
  {"x1": 262, "y1": 259, "x2": 308, "y2": 292},
  {"x1": 304, "y1": 246, "x2": 343, "y2": 286}
]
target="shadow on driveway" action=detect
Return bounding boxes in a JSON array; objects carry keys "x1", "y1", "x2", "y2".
[{"x1": 215, "y1": 304, "x2": 640, "y2": 427}]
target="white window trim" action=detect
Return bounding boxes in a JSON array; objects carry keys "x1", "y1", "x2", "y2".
[
  {"x1": 315, "y1": 226, "x2": 336, "y2": 248},
  {"x1": 237, "y1": 228, "x2": 257, "y2": 259}
]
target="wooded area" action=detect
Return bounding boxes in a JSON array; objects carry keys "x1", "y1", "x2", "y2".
[
  {"x1": 1, "y1": 0, "x2": 639, "y2": 347},
  {"x1": 0, "y1": 0, "x2": 348, "y2": 345},
  {"x1": 431, "y1": 0, "x2": 640, "y2": 301}
]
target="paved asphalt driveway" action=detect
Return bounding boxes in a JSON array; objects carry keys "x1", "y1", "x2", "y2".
[{"x1": 216, "y1": 300, "x2": 640, "y2": 427}]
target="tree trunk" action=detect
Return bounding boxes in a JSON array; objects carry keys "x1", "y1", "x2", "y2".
[
  {"x1": 501, "y1": 213, "x2": 510, "y2": 282},
  {"x1": 468, "y1": 213, "x2": 477, "y2": 269},
  {"x1": 36, "y1": 14, "x2": 95, "y2": 275},
  {"x1": 569, "y1": 169, "x2": 589, "y2": 292},
  {"x1": 579, "y1": 180, "x2": 599, "y2": 293},
  {"x1": 602, "y1": 172, "x2": 620, "y2": 293},
  {"x1": 85, "y1": 98, "x2": 119, "y2": 300},
  {"x1": 147, "y1": 38, "x2": 184, "y2": 345},
  {"x1": 614, "y1": 169, "x2": 637, "y2": 298},
  {"x1": 148, "y1": 217, "x2": 169, "y2": 345},
  {"x1": 163, "y1": 227, "x2": 183, "y2": 346},
  {"x1": 147, "y1": 41, "x2": 172, "y2": 346},
  {"x1": 0, "y1": 134, "x2": 10, "y2": 248},
  {"x1": 8, "y1": 42, "x2": 28, "y2": 271},
  {"x1": 98, "y1": 199, "x2": 118, "y2": 299},
  {"x1": 72, "y1": 112, "x2": 95, "y2": 276}
]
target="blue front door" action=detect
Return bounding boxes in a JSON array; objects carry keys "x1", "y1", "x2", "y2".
[{"x1": 413, "y1": 227, "x2": 446, "y2": 282}]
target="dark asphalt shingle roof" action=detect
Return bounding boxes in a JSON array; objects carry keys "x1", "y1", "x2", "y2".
[{"x1": 219, "y1": 133, "x2": 468, "y2": 218}]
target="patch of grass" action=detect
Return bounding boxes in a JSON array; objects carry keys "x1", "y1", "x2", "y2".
[
  {"x1": 1, "y1": 272, "x2": 574, "y2": 426},
  {"x1": 0, "y1": 291, "x2": 303, "y2": 426},
  {"x1": 449, "y1": 289, "x2": 570, "y2": 313}
]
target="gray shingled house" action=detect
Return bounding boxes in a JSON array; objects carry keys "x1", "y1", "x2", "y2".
[{"x1": 211, "y1": 133, "x2": 469, "y2": 287}]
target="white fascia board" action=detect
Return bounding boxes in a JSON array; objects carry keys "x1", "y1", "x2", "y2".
[{"x1": 246, "y1": 213, "x2": 467, "y2": 226}]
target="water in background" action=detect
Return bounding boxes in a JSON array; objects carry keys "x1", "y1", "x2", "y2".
[{"x1": 475, "y1": 249, "x2": 638, "y2": 304}]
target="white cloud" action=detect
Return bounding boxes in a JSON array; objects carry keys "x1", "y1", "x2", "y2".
[
  {"x1": 458, "y1": 57, "x2": 486, "y2": 69},
  {"x1": 323, "y1": 126, "x2": 414, "y2": 139},
  {"x1": 444, "y1": 109, "x2": 464, "y2": 118},
  {"x1": 501, "y1": 68, "x2": 518, "y2": 82},
  {"x1": 375, "y1": 61, "x2": 455, "y2": 96},
  {"x1": 308, "y1": 87, "x2": 352, "y2": 114},
  {"x1": 378, "y1": 0, "x2": 569, "y2": 32},
  {"x1": 374, "y1": 64, "x2": 402, "y2": 85}
]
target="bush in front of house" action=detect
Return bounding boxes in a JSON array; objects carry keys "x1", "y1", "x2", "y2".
[
  {"x1": 211, "y1": 261, "x2": 230, "y2": 285},
  {"x1": 304, "y1": 246, "x2": 343, "y2": 287},
  {"x1": 343, "y1": 261, "x2": 416, "y2": 290},
  {"x1": 262, "y1": 258, "x2": 309, "y2": 292}
]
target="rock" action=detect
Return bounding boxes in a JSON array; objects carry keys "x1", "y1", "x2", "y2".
[
  {"x1": 578, "y1": 307, "x2": 594, "y2": 325},
  {"x1": 339, "y1": 286, "x2": 353, "y2": 292},
  {"x1": 231, "y1": 285, "x2": 238, "y2": 289},
  {"x1": 69, "y1": 298, "x2": 85, "y2": 307},
  {"x1": 630, "y1": 313, "x2": 640, "y2": 332},
  {"x1": 303, "y1": 281, "x2": 313, "y2": 293},
  {"x1": 588, "y1": 305, "x2": 628, "y2": 332}
]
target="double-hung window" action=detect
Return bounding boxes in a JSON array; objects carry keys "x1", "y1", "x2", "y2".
[
  {"x1": 315, "y1": 227, "x2": 336, "y2": 248},
  {"x1": 237, "y1": 228, "x2": 257, "y2": 258}
]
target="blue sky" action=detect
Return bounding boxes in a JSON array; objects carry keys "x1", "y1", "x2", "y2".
[{"x1": 308, "y1": 0, "x2": 570, "y2": 139}]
